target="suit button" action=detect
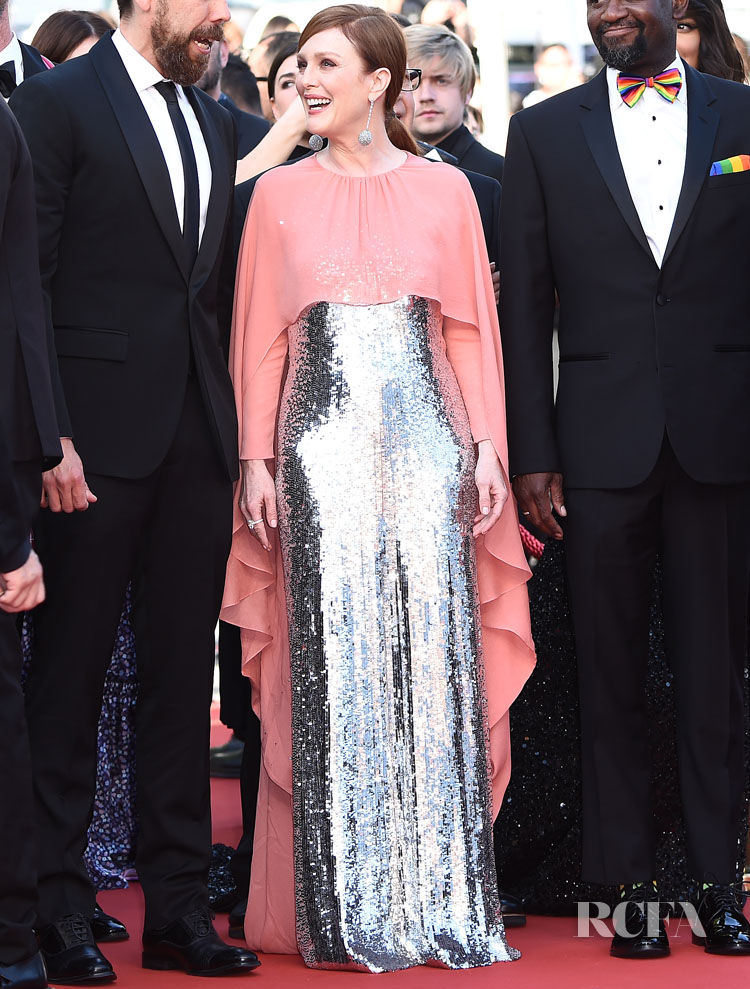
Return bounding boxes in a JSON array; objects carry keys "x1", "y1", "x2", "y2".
[{"x1": 656, "y1": 293, "x2": 668, "y2": 307}]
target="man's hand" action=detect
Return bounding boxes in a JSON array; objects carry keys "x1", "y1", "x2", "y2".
[
  {"x1": 41, "y1": 437, "x2": 97, "y2": 513},
  {"x1": 513, "y1": 471, "x2": 566, "y2": 540},
  {"x1": 0, "y1": 549, "x2": 45, "y2": 613}
]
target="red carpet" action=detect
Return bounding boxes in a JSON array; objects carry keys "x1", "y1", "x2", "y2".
[{"x1": 92, "y1": 711, "x2": 750, "y2": 988}]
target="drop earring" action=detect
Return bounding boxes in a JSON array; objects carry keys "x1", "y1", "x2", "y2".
[
  {"x1": 358, "y1": 99, "x2": 374, "y2": 146},
  {"x1": 309, "y1": 134, "x2": 324, "y2": 152}
]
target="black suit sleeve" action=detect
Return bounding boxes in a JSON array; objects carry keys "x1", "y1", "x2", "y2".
[
  {"x1": 498, "y1": 113, "x2": 559, "y2": 477},
  {"x1": 9, "y1": 78, "x2": 73, "y2": 436},
  {"x1": 0, "y1": 126, "x2": 32, "y2": 573}
]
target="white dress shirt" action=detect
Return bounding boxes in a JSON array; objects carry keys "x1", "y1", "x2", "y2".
[
  {"x1": 112, "y1": 30, "x2": 211, "y2": 244},
  {"x1": 607, "y1": 54, "x2": 688, "y2": 268},
  {"x1": 0, "y1": 34, "x2": 24, "y2": 102}
]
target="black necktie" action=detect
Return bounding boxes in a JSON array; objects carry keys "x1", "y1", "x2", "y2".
[
  {"x1": 154, "y1": 81, "x2": 200, "y2": 265},
  {"x1": 0, "y1": 61, "x2": 17, "y2": 98}
]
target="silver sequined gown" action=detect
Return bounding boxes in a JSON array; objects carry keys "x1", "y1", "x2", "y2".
[{"x1": 275, "y1": 294, "x2": 516, "y2": 972}]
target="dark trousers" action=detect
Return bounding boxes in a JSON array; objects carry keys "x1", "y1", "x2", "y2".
[
  {"x1": 565, "y1": 438, "x2": 750, "y2": 885},
  {"x1": 25, "y1": 380, "x2": 233, "y2": 930},
  {"x1": 0, "y1": 464, "x2": 42, "y2": 963},
  {"x1": 217, "y1": 621, "x2": 250, "y2": 739}
]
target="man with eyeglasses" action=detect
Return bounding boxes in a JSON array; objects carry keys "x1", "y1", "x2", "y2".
[{"x1": 405, "y1": 22, "x2": 503, "y2": 184}]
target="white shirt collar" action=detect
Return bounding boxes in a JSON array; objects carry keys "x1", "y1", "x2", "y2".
[
  {"x1": 0, "y1": 33, "x2": 24, "y2": 83},
  {"x1": 111, "y1": 28, "x2": 171, "y2": 95},
  {"x1": 607, "y1": 53, "x2": 687, "y2": 112}
]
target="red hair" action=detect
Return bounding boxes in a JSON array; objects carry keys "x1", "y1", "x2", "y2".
[{"x1": 299, "y1": 4, "x2": 419, "y2": 155}]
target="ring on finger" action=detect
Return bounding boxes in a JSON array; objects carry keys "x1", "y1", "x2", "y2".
[{"x1": 247, "y1": 518, "x2": 263, "y2": 530}]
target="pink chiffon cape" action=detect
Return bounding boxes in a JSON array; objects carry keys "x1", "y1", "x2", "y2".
[{"x1": 221, "y1": 153, "x2": 536, "y2": 954}]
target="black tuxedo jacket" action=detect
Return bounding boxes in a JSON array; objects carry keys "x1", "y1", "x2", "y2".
[
  {"x1": 20, "y1": 41, "x2": 51, "y2": 80},
  {"x1": 9, "y1": 33, "x2": 238, "y2": 481},
  {"x1": 218, "y1": 92, "x2": 269, "y2": 159},
  {"x1": 500, "y1": 66, "x2": 750, "y2": 489},
  {"x1": 438, "y1": 124, "x2": 504, "y2": 185},
  {"x1": 0, "y1": 102, "x2": 61, "y2": 571}
]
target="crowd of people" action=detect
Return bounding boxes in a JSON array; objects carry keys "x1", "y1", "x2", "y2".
[{"x1": 2, "y1": 0, "x2": 750, "y2": 987}]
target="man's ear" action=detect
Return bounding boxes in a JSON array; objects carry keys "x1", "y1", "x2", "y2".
[{"x1": 220, "y1": 40, "x2": 229, "y2": 71}]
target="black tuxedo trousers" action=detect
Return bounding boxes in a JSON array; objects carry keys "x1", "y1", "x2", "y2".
[
  {"x1": 26, "y1": 379, "x2": 232, "y2": 928},
  {"x1": 0, "y1": 465, "x2": 43, "y2": 964},
  {"x1": 565, "y1": 438, "x2": 750, "y2": 884}
]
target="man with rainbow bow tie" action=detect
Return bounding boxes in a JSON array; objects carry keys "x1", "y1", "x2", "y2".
[{"x1": 501, "y1": 0, "x2": 750, "y2": 963}]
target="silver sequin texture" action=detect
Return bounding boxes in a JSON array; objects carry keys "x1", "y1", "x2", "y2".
[{"x1": 276, "y1": 296, "x2": 518, "y2": 972}]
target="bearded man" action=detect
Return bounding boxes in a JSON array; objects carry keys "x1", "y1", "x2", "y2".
[
  {"x1": 501, "y1": 0, "x2": 750, "y2": 962},
  {"x1": 9, "y1": 0, "x2": 258, "y2": 981}
]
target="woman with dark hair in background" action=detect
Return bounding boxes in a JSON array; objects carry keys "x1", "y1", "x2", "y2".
[
  {"x1": 223, "y1": 2, "x2": 533, "y2": 971},
  {"x1": 31, "y1": 9, "x2": 113, "y2": 64},
  {"x1": 676, "y1": 0, "x2": 746, "y2": 81}
]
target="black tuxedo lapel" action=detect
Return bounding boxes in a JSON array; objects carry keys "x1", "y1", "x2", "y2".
[
  {"x1": 663, "y1": 66, "x2": 719, "y2": 265},
  {"x1": 185, "y1": 87, "x2": 229, "y2": 291},
  {"x1": 579, "y1": 70, "x2": 653, "y2": 262},
  {"x1": 20, "y1": 42, "x2": 50, "y2": 78},
  {"x1": 89, "y1": 34, "x2": 188, "y2": 280}
]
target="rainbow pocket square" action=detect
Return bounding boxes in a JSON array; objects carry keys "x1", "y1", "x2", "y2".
[{"x1": 710, "y1": 155, "x2": 750, "y2": 176}]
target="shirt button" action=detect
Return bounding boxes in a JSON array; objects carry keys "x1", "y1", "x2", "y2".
[
  {"x1": 656, "y1": 293, "x2": 668, "y2": 307},
  {"x1": 658, "y1": 159, "x2": 662, "y2": 165},
  {"x1": 659, "y1": 205, "x2": 664, "y2": 211}
]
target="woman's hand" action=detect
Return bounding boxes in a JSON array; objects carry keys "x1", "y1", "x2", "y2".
[
  {"x1": 239, "y1": 459, "x2": 277, "y2": 552},
  {"x1": 473, "y1": 440, "x2": 508, "y2": 537}
]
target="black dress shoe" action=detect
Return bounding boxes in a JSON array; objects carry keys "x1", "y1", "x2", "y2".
[
  {"x1": 209, "y1": 735, "x2": 244, "y2": 779},
  {"x1": 37, "y1": 914, "x2": 115, "y2": 984},
  {"x1": 692, "y1": 883, "x2": 750, "y2": 954},
  {"x1": 499, "y1": 889, "x2": 526, "y2": 928},
  {"x1": 0, "y1": 950, "x2": 50, "y2": 988},
  {"x1": 227, "y1": 897, "x2": 247, "y2": 940},
  {"x1": 90, "y1": 904, "x2": 129, "y2": 943},
  {"x1": 142, "y1": 908, "x2": 260, "y2": 976},
  {"x1": 610, "y1": 884, "x2": 670, "y2": 959}
]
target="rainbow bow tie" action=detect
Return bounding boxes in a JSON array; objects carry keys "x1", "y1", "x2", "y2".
[{"x1": 617, "y1": 68, "x2": 682, "y2": 107}]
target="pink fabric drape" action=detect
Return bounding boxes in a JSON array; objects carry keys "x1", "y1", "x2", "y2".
[{"x1": 221, "y1": 154, "x2": 535, "y2": 952}]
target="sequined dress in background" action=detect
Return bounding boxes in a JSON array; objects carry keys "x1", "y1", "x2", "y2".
[
  {"x1": 222, "y1": 154, "x2": 536, "y2": 971},
  {"x1": 22, "y1": 591, "x2": 138, "y2": 890}
]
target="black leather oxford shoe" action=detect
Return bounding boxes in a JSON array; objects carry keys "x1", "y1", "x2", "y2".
[
  {"x1": 209, "y1": 735, "x2": 244, "y2": 779},
  {"x1": 142, "y1": 908, "x2": 260, "y2": 976},
  {"x1": 37, "y1": 914, "x2": 115, "y2": 984},
  {"x1": 610, "y1": 884, "x2": 670, "y2": 959},
  {"x1": 0, "y1": 950, "x2": 50, "y2": 988},
  {"x1": 90, "y1": 904, "x2": 129, "y2": 943},
  {"x1": 499, "y1": 889, "x2": 526, "y2": 928},
  {"x1": 692, "y1": 884, "x2": 750, "y2": 954}
]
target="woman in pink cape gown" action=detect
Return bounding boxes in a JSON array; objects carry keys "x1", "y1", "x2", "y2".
[{"x1": 221, "y1": 5, "x2": 535, "y2": 972}]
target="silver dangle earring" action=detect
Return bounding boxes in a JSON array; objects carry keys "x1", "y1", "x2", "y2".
[
  {"x1": 309, "y1": 133, "x2": 324, "y2": 152},
  {"x1": 358, "y1": 99, "x2": 374, "y2": 146}
]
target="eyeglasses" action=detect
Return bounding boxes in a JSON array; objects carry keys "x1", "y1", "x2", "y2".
[{"x1": 401, "y1": 68, "x2": 422, "y2": 92}]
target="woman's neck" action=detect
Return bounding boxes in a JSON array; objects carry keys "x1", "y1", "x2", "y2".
[{"x1": 318, "y1": 126, "x2": 406, "y2": 176}]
